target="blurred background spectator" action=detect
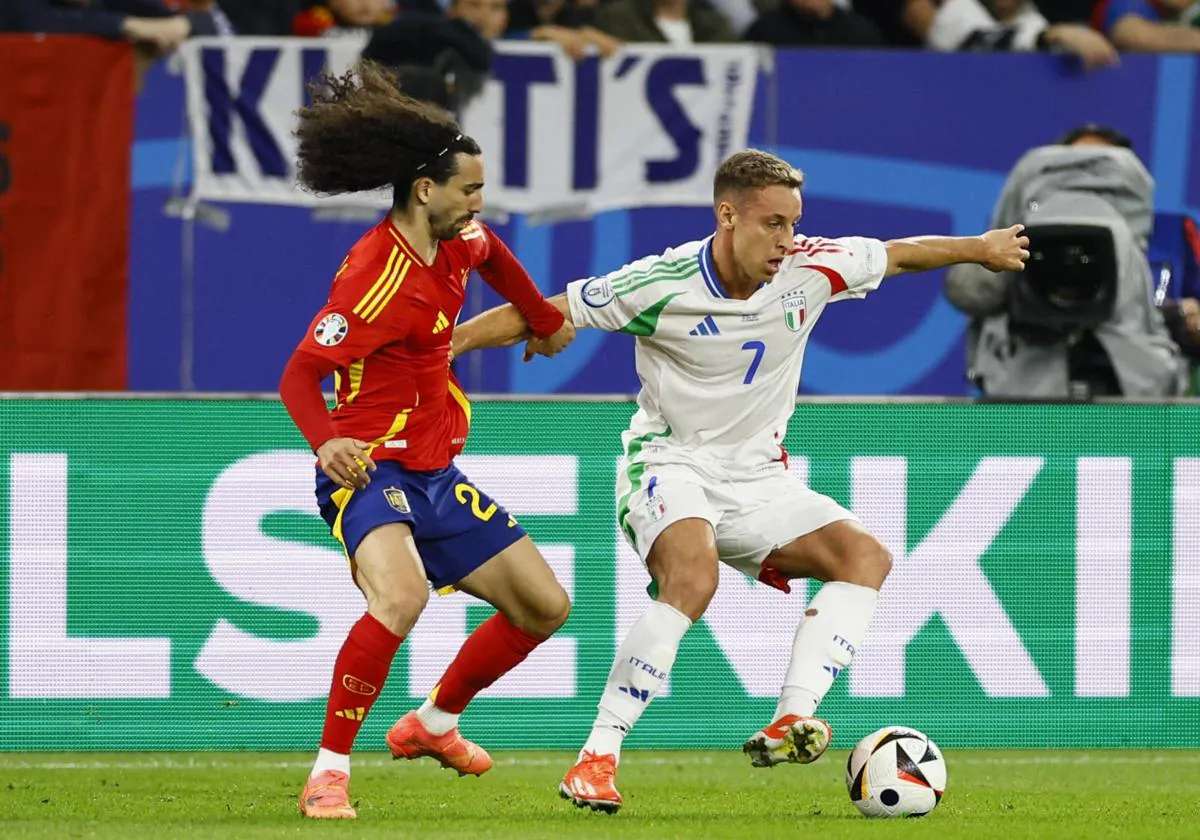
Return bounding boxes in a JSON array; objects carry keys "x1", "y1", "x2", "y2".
[
  {"x1": 165, "y1": 0, "x2": 233, "y2": 33},
  {"x1": 0, "y1": 0, "x2": 218, "y2": 52},
  {"x1": 292, "y1": 0, "x2": 395, "y2": 36},
  {"x1": 856, "y1": 0, "x2": 1200, "y2": 52},
  {"x1": 448, "y1": 0, "x2": 509, "y2": 40},
  {"x1": 361, "y1": 0, "x2": 502, "y2": 108},
  {"x1": 211, "y1": 0, "x2": 299, "y2": 35},
  {"x1": 8, "y1": 0, "x2": 1196, "y2": 51},
  {"x1": 507, "y1": 0, "x2": 596, "y2": 30},
  {"x1": 1095, "y1": 0, "x2": 1200, "y2": 52},
  {"x1": 745, "y1": 0, "x2": 885, "y2": 46},
  {"x1": 359, "y1": 0, "x2": 623, "y2": 107},
  {"x1": 506, "y1": 0, "x2": 622, "y2": 57},
  {"x1": 592, "y1": 0, "x2": 737, "y2": 44},
  {"x1": 891, "y1": 0, "x2": 1121, "y2": 67},
  {"x1": 851, "y1": 0, "x2": 935, "y2": 45}
]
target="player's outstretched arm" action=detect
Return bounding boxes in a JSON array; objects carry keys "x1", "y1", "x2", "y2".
[
  {"x1": 884, "y1": 224, "x2": 1029, "y2": 277},
  {"x1": 457, "y1": 252, "x2": 668, "y2": 360},
  {"x1": 475, "y1": 228, "x2": 576, "y2": 356},
  {"x1": 451, "y1": 303, "x2": 534, "y2": 357},
  {"x1": 453, "y1": 294, "x2": 574, "y2": 360}
]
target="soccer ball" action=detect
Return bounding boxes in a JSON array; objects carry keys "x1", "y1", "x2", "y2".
[{"x1": 845, "y1": 726, "x2": 947, "y2": 818}]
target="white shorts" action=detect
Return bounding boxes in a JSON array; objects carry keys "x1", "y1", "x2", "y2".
[{"x1": 616, "y1": 461, "x2": 857, "y2": 586}]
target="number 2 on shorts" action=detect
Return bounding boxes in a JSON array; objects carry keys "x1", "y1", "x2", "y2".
[
  {"x1": 741, "y1": 340, "x2": 765, "y2": 385},
  {"x1": 455, "y1": 482, "x2": 498, "y2": 521}
]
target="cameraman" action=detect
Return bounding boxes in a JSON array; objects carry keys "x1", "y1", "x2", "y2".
[{"x1": 946, "y1": 124, "x2": 1186, "y2": 399}]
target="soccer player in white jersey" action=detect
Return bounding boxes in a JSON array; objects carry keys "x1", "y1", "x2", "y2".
[{"x1": 452, "y1": 149, "x2": 1029, "y2": 813}]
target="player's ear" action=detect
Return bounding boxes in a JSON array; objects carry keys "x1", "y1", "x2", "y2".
[
  {"x1": 716, "y1": 200, "x2": 736, "y2": 231},
  {"x1": 413, "y1": 176, "x2": 434, "y2": 206}
]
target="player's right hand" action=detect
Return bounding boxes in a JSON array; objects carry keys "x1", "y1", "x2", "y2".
[
  {"x1": 317, "y1": 438, "x2": 377, "y2": 490},
  {"x1": 522, "y1": 320, "x2": 577, "y2": 362},
  {"x1": 980, "y1": 224, "x2": 1030, "y2": 273}
]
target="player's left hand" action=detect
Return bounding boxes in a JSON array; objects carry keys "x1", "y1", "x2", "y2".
[
  {"x1": 980, "y1": 224, "x2": 1030, "y2": 272},
  {"x1": 523, "y1": 320, "x2": 576, "y2": 362}
]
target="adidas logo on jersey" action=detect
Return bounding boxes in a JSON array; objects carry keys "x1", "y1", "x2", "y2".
[
  {"x1": 688, "y1": 315, "x2": 720, "y2": 336},
  {"x1": 432, "y1": 311, "x2": 450, "y2": 334}
]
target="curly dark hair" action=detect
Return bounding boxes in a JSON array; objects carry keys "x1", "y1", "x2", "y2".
[
  {"x1": 294, "y1": 61, "x2": 482, "y2": 208},
  {"x1": 713, "y1": 149, "x2": 804, "y2": 204}
]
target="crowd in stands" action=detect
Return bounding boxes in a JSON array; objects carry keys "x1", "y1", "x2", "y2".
[{"x1": 3, "y1": 0, "x2": 1199, "y2": 64}]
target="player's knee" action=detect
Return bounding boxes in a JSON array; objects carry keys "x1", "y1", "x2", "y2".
[
  {"x1": 657, "y1": 561, "x2": 719, "y2": 622},
  {"x1": 502, "y1": 582, "x2": 571, "y2": 638},
  {"x1": 367, "y1": 586, "x2": 429, "y2": 636},
  {"x1": 860, "y1": 542, "x2": 892, "y2": 590},
  {"x1": 836, "y1": 535, "x2": 891, "y2": 590},
  {"x1": 531, "y1": 585, "x2": 572, "y2": 637}
]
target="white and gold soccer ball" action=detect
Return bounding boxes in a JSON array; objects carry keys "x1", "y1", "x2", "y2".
[{"x1": 845, "y1": 726, "x2": 947, "y2": 818}]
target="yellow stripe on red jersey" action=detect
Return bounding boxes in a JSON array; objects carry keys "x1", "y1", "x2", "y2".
[{"x1": 298, "y1": 218, "x2": 477, "y2": 470}]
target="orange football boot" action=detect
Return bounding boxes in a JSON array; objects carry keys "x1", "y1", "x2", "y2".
[
  {"x1": 386, "y1": 710, "x2": 493, "y2": 776},
  {"x1": 299, "y1": 769, "x2": 356, "y2": 819},
  {"x1": 559, "y1": 751, "x2": 622, "y2": 813}
]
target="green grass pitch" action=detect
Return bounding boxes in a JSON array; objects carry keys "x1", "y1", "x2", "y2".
[{"x1": 2, "y1": 750, "x2": 1198, "y2": 839}]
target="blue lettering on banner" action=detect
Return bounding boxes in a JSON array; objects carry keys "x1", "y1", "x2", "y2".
[
  {"x1": 644, "y1": 58, "x2": 705, "y2": 183},
  {"x1": 717, "y1": 61, "x2": 741, "y2": 162},
  {"x1": 491, "y1": 53, "x2": 557, "y2": 189},
  {"x1": 573, "y1": 58, "x2": 600, "y2": 191},
  {"x1": 300, "y1": 48, "x2": 328, "y2": 106},
  {"x1": 613, "y1": 55, "x2": 640, "y2": 79},
  {"x1": 202, "y1": 47, "x2": 287, "y2": 178}
]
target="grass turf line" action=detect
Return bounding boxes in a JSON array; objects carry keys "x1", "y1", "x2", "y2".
[{"x1": 1, "y1": 750, "x2": 1198, "y2": 839}]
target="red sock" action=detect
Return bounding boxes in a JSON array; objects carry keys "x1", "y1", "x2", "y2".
[
  {"x1": 320, "y1": 612, "x2": 404, "y2": 754},
  {"x1": 431, "y1": 613, "x2": 547, "y2": 713}
]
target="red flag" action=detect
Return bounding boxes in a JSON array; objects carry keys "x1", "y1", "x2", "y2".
[{"x1": 0, "y1": 36, "x2": 133, "y2": 390}]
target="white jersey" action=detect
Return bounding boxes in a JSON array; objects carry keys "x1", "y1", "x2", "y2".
[{"x1": 566, "y1": 234, "x2": 888, "y2": 479}]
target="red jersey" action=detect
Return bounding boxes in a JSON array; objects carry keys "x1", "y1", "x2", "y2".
[{"x1": 280, "y1": 217, "x2": 564, "y2": 469}]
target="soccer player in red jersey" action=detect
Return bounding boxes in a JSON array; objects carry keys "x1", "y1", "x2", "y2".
[{"x1": 278, "y1": 63, "x2": 576, "y2": 820}]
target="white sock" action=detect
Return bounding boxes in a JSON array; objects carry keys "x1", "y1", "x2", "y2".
[
  {"x1": 774, "y1": 581, "x2": 879, "y2": 720},
  {"x1": 416, "y1": 697, "x2": 460, "y2": 736},
  {"x1": 311, "y1": 747, "x2": 350, "y2": 778},
  {"x1": 580, "y1": 600, "x2": 692, "y2": 764}
]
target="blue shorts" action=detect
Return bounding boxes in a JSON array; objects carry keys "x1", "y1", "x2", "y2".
[{"x1": 315, "y1": 461, "x2": 527, "y2": 591}]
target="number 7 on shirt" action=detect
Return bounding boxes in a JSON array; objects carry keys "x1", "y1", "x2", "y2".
[{"x1": 741, "y1": 340, "x2": 765, "y2": 385}]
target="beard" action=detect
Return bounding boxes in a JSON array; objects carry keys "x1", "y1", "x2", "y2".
[{"x1": 430, "y1": 209, "x2": 474, "y2": 241}]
